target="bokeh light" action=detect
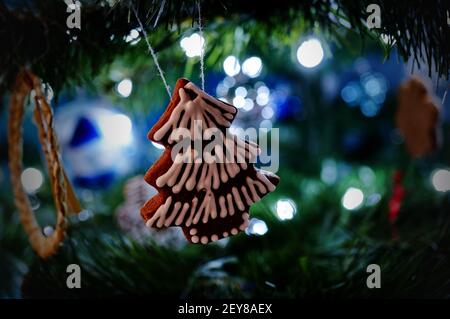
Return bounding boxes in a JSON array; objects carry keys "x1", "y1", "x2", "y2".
[
  {"x1": 21, "y1": 167, "x2": 44, "y2": 194},
  {"x1": 180, "y1": 33, "x2": 205, "y2": 58},
  {"x1": 276, "y1": 199, "x2": 297, "y2": 220},
  {"x1": 125, "y1": 28, "x2": 140, "y2": 45},
  {"x1": 296, "y1": 38, "x2": 324, "y2": 68},
  {"x1": 431, "y1": 169, "x2": 450, "y2": 192},
  {"x1": 117, "y1": 78, "x2": 133, "y2": 98},
  {"x1": 242, "y1": 56, "x2": 263, "y2": 78},
  {"x1": 342, "y1": 187, "x2": 364, "y2": 210},
  {"x1": 223, "y1": 55, "x2": 241, "y2": 77},
  {"x1": 245, "y1": 218, "x2": 268, "y2": 236}
]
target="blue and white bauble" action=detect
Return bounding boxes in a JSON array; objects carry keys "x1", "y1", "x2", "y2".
[{"x1": 55, "y1": 99, "x2": 136, "y2": 189}]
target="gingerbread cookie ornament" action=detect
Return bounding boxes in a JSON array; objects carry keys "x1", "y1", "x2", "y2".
[{"x1": 141, "y1": 78, "x2": 279, "y2": 243}]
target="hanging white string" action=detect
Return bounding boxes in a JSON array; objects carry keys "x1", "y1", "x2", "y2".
[
  {"x1": 131, "y1": 4, "x2": 172, "y2": 98},
  {"x1": 197, "y1": 1, "x2": 205, "y2": 90}
]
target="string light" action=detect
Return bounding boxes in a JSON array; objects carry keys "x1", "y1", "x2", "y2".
[
  {"x1": 366, "y1": 193, "x2": 382, "y2": 207},
  {"x1": 342, "y1": 187, "x2": 364, "y2": 210},
  {"x1": 180, "y1": 33, "x2": 205, "y2": 58},
  {"x1": 43, "y1": 226, "x2": 54, "y2": 237},
  {"x1": 243, "y1": 98, "x2": 254, "y2": 111},
  {"x1": 223, "y1": 55, "x2": 241, "y2": 77},
  {"x1": 245, "y1": 218, "x2": 268, "y2": 236},
  {"x1": 261, "y1": 106, "x2": 275, "y2": 119},
  {"x1": 321, "y1": 159, "x2": 338, "y2": 185},
  {"x1": 232, "y1": 96, "x2": 246, "y2": 109},
  {"x1": 431, "y1": 169, "x2": 450, "y2": 192},
  {"x1": 117, "y1": 78, "x2": 133, "y2": 98},
  {"x1": 242, "y1": 57, "x2": 263, "y2": 78},
  {"x1": 275, "y1": 199, "x2": 297, "y2": 220},
  {"x1": 78, "y1": 209, "x2": 91, "y2": 221},
  {"x1": 21, "y1": 167, "x2": 44, "y2": 194},
  {"x1": 235, "y1": 86, "x2": 248, "y2": 97},
  {"x1": 125, "y1": 28, "x2": 140, "y2": 45},
  {"x1": 296, "y1": 38, "x2": 324, "y2": 68}
]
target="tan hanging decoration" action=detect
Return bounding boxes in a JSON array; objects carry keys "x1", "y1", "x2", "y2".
[
  {"x1": 8, "y1": 70, "x2": 81, "y2": 259},
  {"x1": 396, "y1": 76, "x2": 440, "y2": 158}
]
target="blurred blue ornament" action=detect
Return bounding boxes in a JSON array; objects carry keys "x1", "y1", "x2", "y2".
[
  {"x1": 70, "y1": 116, "x2": 100, "y2": 147},
  {"x1": 340, "y1": 81, "x2": 362, "y2": 107},
  {"x1": 55, "y1": 99, "x2": 136, "y2": 190},
  {"x1": 340, "y1": 71, "x2": 388, "y2": 117},
  {"x1": 360, "y1": 99, "x2": 381, "y2": 117}
]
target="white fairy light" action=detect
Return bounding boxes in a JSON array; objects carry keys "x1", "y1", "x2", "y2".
[
  {"x1": 180, "y1": 33, "x2": 205, "y2": 58},
  {"x1": 242, "y1": 56, "x2": 263, "y2": 78},
  {"x1": 275, "y1": 199, "x2": 297, "y2": 220},
  {"x1": 223, "y1": 55, "x2": 241, "y2": 77},
  {"x1": 116, "y1": 78, "x2": 133, "y2": 98},
  {"x1": 261, "y1": 106, "x2": 275, "y2": 119},
  {"x1": 21, "y1": 167, "x2": 44, "y2": 194},
  {"x1": 43, "y1": 225, "x2": 54, "y2": 237},
  {"x1": 296, "y1": 38, "x2": 324, "y2": 68},
  {"x1": 223, "y1": 76, "x2": 236, "y2": 88},
  {"x1": 232, "y1": 95, "x2": 246, "y2": 109},
  {"x1": 320, "y1": 159, "x2": 337, "y2": 185},
  {"x1": 366, "y1": 193, "x2": 382, "y2": 207},
  {"x1": 235, "y1": 86, "x2": 248, "y2": 97},
  {"x1": 257, "y1": 85, "x2": 270, "y2": 96},
  {"x1": 216, "y1": 82, "x2": 229, "y2": 97},
  {"x1": 245, "y1": 218, "x2": 268, "y2": 236},
  {"x1": 260, "y1": 119, "x2": 273, "y2": 130},
  {"x1": 431, "y1": 169, "x2": 450, "y2": 192},
  {"x1": 78, "y1": 209, "x2": 91, "y2": 221},
  {"x1": 125, "y1": 28, "x2": 140, "y2": 45},
  {"x1": 243, "y1": 98, "x2": 254, "y2": 111},
  {"x1": 342, "y1": 187, "x2": 364, "y2": 210}
]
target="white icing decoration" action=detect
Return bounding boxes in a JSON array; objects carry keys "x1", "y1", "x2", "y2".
[
  {"x1": 164, "y1": 201, "x2": 181, "y2": 226},
  {"x1": 146, "y1": 196, "x2": 172, "y2": 228},
  {"x1": 241, "y1": 185, "x2": 253, "y2": 206},
  {"x1": 175, "y1": 202, "x2": 190, "y2": 226},
  {"x1": 232, "y1": 187, "x2": 245, "y2": 211},
  {"x1": 219, "y1": 196, "x2": 227, "y2": 218},
  {"x1": 191, "y1": 235, "x2": 199, "y2": 243},
  {"x1": 153, "y1": 82, "x2": 236, "y2": 142},
  {"x1": 146, "y1": 173, "x2": 277, "y2": 228},
  {"x1": 226, "y1": 194, "x2": 235, "y2": 216}
]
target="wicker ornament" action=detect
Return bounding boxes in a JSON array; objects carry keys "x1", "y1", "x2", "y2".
[{"x1": 8, "y1": 70, "x2": 81, "y2": 259}]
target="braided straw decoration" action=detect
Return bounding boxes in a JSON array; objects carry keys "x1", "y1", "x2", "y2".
[{"x1": 8, "y1": 70, "x2": 79, "y2": 259}]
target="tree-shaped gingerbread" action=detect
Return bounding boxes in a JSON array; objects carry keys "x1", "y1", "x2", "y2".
[{"x1": 141, "y1": 78, "x2": 279, "y2": 243}]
